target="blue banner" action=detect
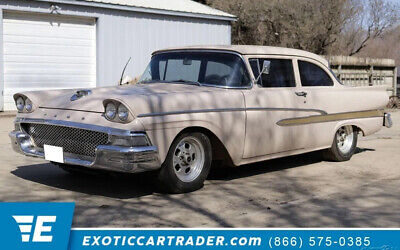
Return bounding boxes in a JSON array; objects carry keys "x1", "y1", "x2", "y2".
[
  {"x1": 1, "y1": 202, "x2": 400, "y2": 249},
  {"x1": 69, "y1": 229, "x2": 400, "y2": 249},
  {"x1": 0, "y1": 202, "x2": 74, "y2": 250}
]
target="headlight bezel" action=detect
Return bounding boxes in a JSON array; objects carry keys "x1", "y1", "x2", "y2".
[
  {"x1": 25, "y1": 98, "x2": 33, "y2": 112},
  {"x1": 103, "y1": 100, "x2": 133, "y2": 123},
  {"x1": 16, "y1": 96, "x2": 25, "y2": 112},
  {"x1": 105, "y1": 102, "x2": 117, "y2": 120},
  {"x1": 117, "y1": 104, "x2": 129, "y2": 121},
  {"x1": 14, "y1": 95, "x2": 35, "y2": 113}
]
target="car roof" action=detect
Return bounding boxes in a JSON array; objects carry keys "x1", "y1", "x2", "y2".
[{"x1": 153, "y1": 45, "x2": 329, "y2": 66}]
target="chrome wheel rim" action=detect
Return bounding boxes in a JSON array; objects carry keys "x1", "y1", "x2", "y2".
[
  {"x1": 172, "y1": 136, "x2": 205, "y2": 182},
  {"x1": 336, "y1": 126, "x2": 354, "y2": 154}
]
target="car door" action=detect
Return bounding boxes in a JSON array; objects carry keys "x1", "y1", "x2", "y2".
[
  {"x1": 242, "y1": 57, "x2": 308, "y2": 158},
  {"x1": 292, "y1": 58, "x2": 337, "y2": 149}
]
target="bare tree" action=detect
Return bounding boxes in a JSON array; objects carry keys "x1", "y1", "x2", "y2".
[
  {"x1": 332, "y1": 0, "x2": 399, "y2": 56},
  {"x1": 357, "y1": 26, "x2": 400, "y2": 65},
  {"x1": 203, "y1": 0, "x2": 399, "y2": 57},
  {"x1": 208, "y1": 0, "x2": 352, "y2": 54}
]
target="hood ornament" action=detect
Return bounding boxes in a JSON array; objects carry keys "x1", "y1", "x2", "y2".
[{"x1": 70, "y1": 90, "x2": 92, "y2": 101}]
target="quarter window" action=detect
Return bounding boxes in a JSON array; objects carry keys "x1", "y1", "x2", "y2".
[
  {"x1": 249, "y1": 58, "x2": 295, "y2": 88},
  {"x1": 298, "y1": 60, "x2": 333, "y2": 86}
]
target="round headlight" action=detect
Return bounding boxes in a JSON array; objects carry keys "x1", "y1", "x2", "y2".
[
  {"x1": 118, "y1": 104, "x2": 129, "y2": 121},
  {"x1": 105, "y1": 103, "x2": 117, "y2": 120},
  {"x1": 16, "y1": 97, "x2": 25, "y2": 112},
  {"x1": 25, "y1": 98, "x2": 33, "y2": 112}
]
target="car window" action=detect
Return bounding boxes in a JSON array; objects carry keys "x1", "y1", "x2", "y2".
[
  {"x1": 204, "y1": 61, "x2": 233, "y2": 85},
  {"x1": 249, "y1": 58, "x2": 295, "y2": 88},
  {"x1": 164, "y1": 59, "x2": 201, "y2": 82},
  {"x1": 298, "y1": 60, "x2": 333, "y2": 86},
  {"x1": 139, "y1": 52, "x2": 251, "y2": 87}
]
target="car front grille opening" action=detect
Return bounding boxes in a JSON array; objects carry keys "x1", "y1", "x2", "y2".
[{"x1": 21, "y1": 123, "x2": 109, "y2": 158}]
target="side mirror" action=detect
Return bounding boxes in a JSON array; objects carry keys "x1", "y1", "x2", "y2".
[
  {"x1": 262, "y1": 60, "x2": 271, "y2": 75},
  {"x1": 255, "y1": 60, "x2": 271, "y2": 83}
]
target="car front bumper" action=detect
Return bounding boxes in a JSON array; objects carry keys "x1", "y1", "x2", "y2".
[{"x1": 9, "y1": 118, "x2": 161, "y2": 173}]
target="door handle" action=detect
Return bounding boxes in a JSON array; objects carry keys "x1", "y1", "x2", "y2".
[{"x1": 295, "y1": 91, "x2": 307, "y2": 97}]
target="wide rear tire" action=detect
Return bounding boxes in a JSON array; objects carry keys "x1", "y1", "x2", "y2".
[
  {"x1": 323, "y1": 125, "x2": 358, "y2": 162},
  {"x1": 157, "y1": 132, "x2": 212, "y2": 193}
]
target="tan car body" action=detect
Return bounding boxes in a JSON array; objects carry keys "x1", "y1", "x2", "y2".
[{"x1": 12, "y1": 45, "x2": 389, "y2": 169}]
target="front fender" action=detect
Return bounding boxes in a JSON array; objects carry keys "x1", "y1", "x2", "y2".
[{"x1": 139, "y1": 110, "x2": 246, "y2": 165}]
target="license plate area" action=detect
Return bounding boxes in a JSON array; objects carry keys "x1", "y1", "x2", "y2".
[{"x1": 44, "y1": 145, "x2": 64, "y2": 163}]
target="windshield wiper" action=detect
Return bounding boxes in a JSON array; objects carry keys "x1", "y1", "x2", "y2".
[{"x1": 169, "y1": 79, "x2": 202, "y2": 86}]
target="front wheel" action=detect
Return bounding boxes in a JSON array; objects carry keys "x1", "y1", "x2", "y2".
[
  {"x1": 157, "y1": 132, "x2": 212, "y2": 193},
  {"x1": 323, "y1": 125, "x2": 358, "y2": 161}
]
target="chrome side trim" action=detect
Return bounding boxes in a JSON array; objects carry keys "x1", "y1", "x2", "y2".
[
  {"x1": 246, "y1": 107, "x2": 327, "y2": 115},
  {"x1": 277, "y1": 109, "x2": 384, "y2": 126},
  {"x1": 137, "y1": 107, "x2": 327, "y2": 118}
]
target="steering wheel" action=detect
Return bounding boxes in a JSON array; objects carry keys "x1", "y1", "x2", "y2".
[{"x1": 220, "y1": 74, "x2": 230, "y2": 85}]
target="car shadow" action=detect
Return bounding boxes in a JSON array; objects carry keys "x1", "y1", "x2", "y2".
[
  {"x1": 11, "y1": 163, "x2": 157, "y2": 199},
  {"x1": 10, "y1": 147, "x2": 374, "y2": 199},
  {"x1": 355, "y1": 147, "x2": 375, "y2": 154},
  {"x1": 208, "y1": 147, "x2": 375, "y2": 181},
  {"x1": 208, "y1": 151, "x2": 323, "y2": 181}
]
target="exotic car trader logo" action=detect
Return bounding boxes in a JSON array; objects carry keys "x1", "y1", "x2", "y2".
[
  {"x1": 12, "y1": 215, "x2": 56, "y2": 243},
  {"x1": 0, "y1": 203, "x2": 74, "y2": 250}
]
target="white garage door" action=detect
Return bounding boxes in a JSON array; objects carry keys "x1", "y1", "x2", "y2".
[{"x1": 2, "y1": 12, "x2": 96, "y2": 110}]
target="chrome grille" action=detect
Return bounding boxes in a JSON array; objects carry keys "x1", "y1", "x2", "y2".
[{"x1": 21, "y1": 123, "x2": 108, "y2": 158}]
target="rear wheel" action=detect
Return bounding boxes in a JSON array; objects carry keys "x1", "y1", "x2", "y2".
[
  {"x1": 157, "y1": 132, "x2": 212, "y2": 193},
  {"x1": 323, "y1": 125, "x2": 358, "y2": 161}
]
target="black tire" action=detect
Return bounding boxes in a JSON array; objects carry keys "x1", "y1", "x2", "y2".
[
  {"x1": 323, "y1": 126, "x2": 358, "y2": 162},
  {"x1": 157, "y1": 132, "x2": 212, "y2": 193}
]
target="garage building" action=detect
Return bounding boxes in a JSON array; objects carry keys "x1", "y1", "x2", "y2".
[{"x1": 0, "y1": 0, "x2": 235, "y2": 111}]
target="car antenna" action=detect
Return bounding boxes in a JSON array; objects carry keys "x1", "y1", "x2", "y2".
[{"x1": 119, "y1": 57, "x2": 132, "y2": 85}]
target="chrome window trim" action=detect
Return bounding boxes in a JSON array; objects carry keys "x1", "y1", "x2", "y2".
[{"x1": 149, "y1": 49, "x2": 254, "y2": 89}]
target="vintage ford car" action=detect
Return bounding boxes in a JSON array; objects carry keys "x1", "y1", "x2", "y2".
[{"x1": 10, "y1": 45, "x2": 393, "y2": 193}]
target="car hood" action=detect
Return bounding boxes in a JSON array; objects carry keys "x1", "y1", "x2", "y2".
[{"x1": 20, "y1": 83, "x2": 244, "y2": 116}]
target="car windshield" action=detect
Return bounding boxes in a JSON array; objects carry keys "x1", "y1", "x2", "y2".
[{"x1": 138, "y1": 51, "x2": 251, "y2": 88}]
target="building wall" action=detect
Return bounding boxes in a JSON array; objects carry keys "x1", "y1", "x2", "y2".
[{"x1": 0, "y1": 0, "x2": 231, "y2": 93}]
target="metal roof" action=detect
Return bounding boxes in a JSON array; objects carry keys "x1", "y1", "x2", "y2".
[{"x1": 76, "y1": 0, "x2": 236, "y2": 20}]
